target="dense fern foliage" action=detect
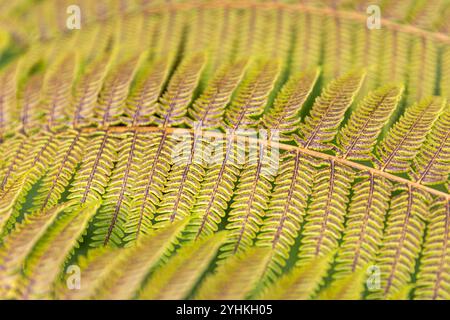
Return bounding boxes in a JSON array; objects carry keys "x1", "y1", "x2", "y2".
[{"x1": 0, "y1": 0, "x2": 449, "y2": 300}]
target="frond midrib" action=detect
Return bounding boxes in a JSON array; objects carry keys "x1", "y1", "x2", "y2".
[{"x1": 78, "y1": 125, "x2": 450, "y2": 200}]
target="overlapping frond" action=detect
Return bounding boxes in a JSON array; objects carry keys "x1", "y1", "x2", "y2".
[
  {"x1": 139, "y1": 232, "x2": 226, "y2": 300},
  {"x1": 195, "y1": 247, "x2": 271, "y2": 300},
  {"x1": 316, "y1": 268, "x2": 366, "y2": 300},
  {"x1": 92, "y1": 220, "x2": 186, "y2": 300},
  {"x1": 153, "y1": 130, "x2": 207, "y2": 226},
  {"x1": 257, "y1": 253, "x2": 332, "y2": 300},
  {"x1": 17, "y1": 201, "x2": 100, "y2": 299},
  {"x1": 71, "y1": 59, "x2": 111, "y2": 128},
  {"x1": 0, "y1": 202, "x2": 74, "y2": 297},
  {"x1": 58, "y1": 220, "x2": 185, "y2": 300},
  {"x1": 32, "y1": 131, "x2": 86, "y2": 211},
  {"x1": 220, "y1": 135, "x2": 278, "y2": 258},
  {"x1": 224, "y1": 60, "x2": 279, "y2": 129},
  {"x1": 92, "y1": 131, "x2": 142, "y2": 247}
]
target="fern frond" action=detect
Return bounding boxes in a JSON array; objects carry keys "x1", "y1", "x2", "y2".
[
  {"x1": 220, "y1": 136, "x2": 278, "y2": 258},
  {"x1": 297, "y1": 71, "x2": 365, "y2": 150},
  {"x1": 154, "y1": 130, "x2": 206, "y2": 226},
  {"x1": 256, "y1": 151, "x2": 314, "y2": 281},
  {"x1": 257, "y1": 253, "x2": 332, "y2": 300},
  {"x1": 0, "y1": 62, "x2": 18, "y2": 140},
  {"x1": 188, "y1": 60, "x2": 247, "y2": 129},
  {"x1": 298, "y1": 161, "x2": 354, "y2": 261},
  {"x1": 18, "y1": 73, "x2": 44, "y2": 134},
  {"x1": 92, "y1": 131, "x2": 141, "y2": 247},
  {"x1": 185, "y1": 135, "x2": 241, "y2": 240},
  {"x1": 336, "y1": 85, "x2": 404, "y2": 160},
  {"x1": 0, "y1": 134, "x2": 30, "y2": 190},
  {"x1": 291, "y1": 11, "x2": 321, "y2": 71},
  {"x1": 261, "y1": 69, "x2": 320, "y2": 141},
  {"x1": 0, "y1": 172, "x2": 28, "y2": 232},
  {"x1": 17, "y1": 201, "x2": 100, "y2": 299},
  {"x1": 32, "y1": 131, "x2": 86, "y2": 211},
  {"x1": 224, "y1": 60, "x2": 279, "y2": 129},
  {"x1": 125, "y1": 131, "x2": 176, "y2": 243},
  {"x1": 376, "y1": 97, "x2": 444, "y2": 173},
  {"x1": 123, "y1": 58, "x2": 168, "y2": 126},
  {"x1": 335, "y1": 173, "x2": 392, "y2": 276},
  {"x1": 139, "y1": 232, "x2": 226, "y2": 300},
  {"x1": 316, "y1": 268, "x2": 366, "y2": 300},
  {"x1": 185, "y1": 60, "x2": 279, "y2": 241},
  {"x1": 42, "y1": 54, "x2": 77, "y2": 130},
  {"x1": 411, "y1": 104, "x2": 450, "y2": 185},
  {"x1": 56, "y1": 247, "x2": 120, "y2": 300},
  {"x1": 71, "y1": 59, "x2": 110, "y2": 128},
  {"x1": 415, "y1": 197, "x2": 450, "y2": 300},
  {"x1": 195, "y1": 247, "x2": 271, "y2": 300},
  {"x1": 95, "y1": 55, "x2": 142, "y2": 128},
  {"x1": 94, "y1": 220, "x2": 187, "y2": 300},
  {"x1": 1, "y1": 133, "x2": 58, "y2": 231},
  {"x1": 0, "y1": 202, "x2": 74, "y2": 296},
  {"x1": 407, "y1": 37, "x2": 438, "y2": 105},
  {"x1": 368, "y1": 187, "x2": 430, "y2": 299},
  {"x1": 68, "y1": 132, "x2": 118, "y2": 204},
  {"x1": 155, "y1": 53, "x2": 205, "y2": 127}
]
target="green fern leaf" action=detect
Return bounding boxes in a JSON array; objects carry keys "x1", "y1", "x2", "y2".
[
  {"x1": 139, "y1": 232, "x2": 226, "y2": 300},
  {"x1": 124, "y1": 58, "x2": 168, "y2": 126},
  {"x1": 261, "y1": 69, "x2": 320, "y2": 141},
  {"x1": 296, "y1": 71, "x2": 365, "y2": 150},
  {"x1": 185, "y1": 61, "x2": 279, "y2": 241},
  {"x1": 411, "y1": 104, "x2": 450, "y2": 184},
  {"x1": 415, "y1": 197, "x2": 450, "y2": 300},
  {"x1": 298, "y1": 161, "x2": 354, "y2": 261},
  {"x1": 195, "y1": 247, "x2": 271, "y2": 300},
  {"x1": 316, "y1": 268, "x2": 366, "y2": 300},
  {"x1": 68, "y1": 132, "x2": 117, "y2": 205},
  {"x1": 17, "y1": 201, "x2": 100, "y2": 299},
  {"x1": 154, "y1": 53, "x2": 205, "y2": 127},
  {"x1": 368, "y1": 187, "x2": 430, "y2": 299},
  {"x1": 0, "y1": 202, "x2": 74, "y2": 297},
  {"x1": 257, "y1": 253, "x2": 332, "y2": 300},
  {"x1": 336, "y1": 85, "x2": 404, "y2": 160},
  {"x1": 95, "y1": 55, "x2": 142, "y2": 128},
  {"x1": 188, "y1": 59, "x2": 247, "y2": 129},
  {"x1": 334, "y1": 174, "x2": 392, "y2": 276},
  {"x1": 256, "y1": 151, "x2": 314, "y2": 281},
  {"x1": 376, "y1": 97, "x2": 445, "y2": 173}
]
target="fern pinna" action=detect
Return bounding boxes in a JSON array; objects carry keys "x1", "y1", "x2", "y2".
[{"x1": 0, "y1": 0, "x2": 449, "y2": 300}]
